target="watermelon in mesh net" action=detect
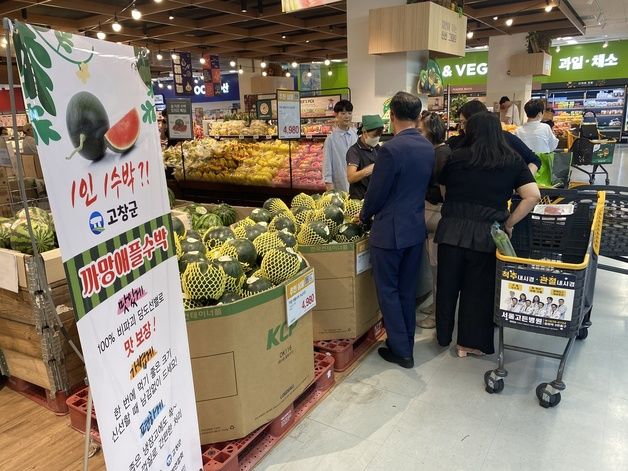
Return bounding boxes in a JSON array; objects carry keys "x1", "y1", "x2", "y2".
[
  {"x1": 178, "y1": 250, "x2": 207, "y2": 274},
  {"x1": 276, "y1": 229, "x2": 298, "y2": 249},
  {"x1": 182, "y1": 260, "x2": 227, "y2": 301},
  {"x1": 217, "y1": 292, "x2": 242, "y2": 305},
  {"x1": 216, "y1": 256, "x2": 246, "y2": 293},
  {"x1": 253, "y1": 231, "x2": 286, "y2": 261},
  {"x1": 202, "y1": 226, "x2": 235, "y2": 251},
  {"x1": 250, "y1": 208, "x2": 273, "y2": 224},
  {"x1": 310, "y1": 205, "x2": 344, "y2": 234},
  {"x1": 293, "y1": 207, "x2": 314, "y2": 226},
  {"x1": 344, "y1": 199, "x2": 363, "y2": 220},
  {"x1": 241, "y1": 275, "x2": 274, "y2": 297},
  {"x1": 291, "y1": 192, "x2": 316, "y2": 210},
  {"x1": 268, "y1": 215, "x2": 297, "y2": 234},
  {"x1": 263, "y1": 197, "x2": 289, "y2": 215},
  {"x1": 297, "y1": 221, "x2": 332, "y2": 245},
  {"x1": 244, "y1": 223, "x2": 268, "y2": 242},
  {"x1": 223, "y1": 238, "x2": 257, "y2": 269},
  {"x1": 335, "y1": 223, "x2": 365, "y2": 243},
  {"x1": 317, "y1": 193, "x2": 345, "y2": 210},
  {"x1": 261, "y1": 247, "x2": 302, "y2": 284}
]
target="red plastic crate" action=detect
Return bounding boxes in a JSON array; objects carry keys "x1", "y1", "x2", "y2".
[
  {"x1": 314, "y1": 319, "x2": 385, "y2": 372},
  {"x1": 8, "y1": 376, "x2": 74, "y2": 415},
  {"x1": 66, "y1": 387, "x2": 101, "y2": 443},
  {"x1": 201, "y1": 352, "x2": 335, "y2": 471}
]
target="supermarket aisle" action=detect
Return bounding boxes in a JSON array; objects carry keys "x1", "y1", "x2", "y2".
[{"x1": 258, "y1": 145, "x2": 628, "y2": 471}]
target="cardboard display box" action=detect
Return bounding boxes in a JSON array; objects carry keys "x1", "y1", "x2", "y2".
[
  {"x1": 300, "y1": 239, "x2": 380, "y2": 341},
  {"x1": 186, "y1": 269, "x2": 315, "y2": 444}
]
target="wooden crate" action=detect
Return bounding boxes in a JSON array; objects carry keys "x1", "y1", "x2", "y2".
[{"x1": 0, "y1": 253, "x2": 85, "y2": 399}]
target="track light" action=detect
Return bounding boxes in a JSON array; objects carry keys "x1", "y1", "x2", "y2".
[
  {"x1": 131, "y1": 8, "x2": 142, "y2": 20},
  {"x1": 467, "y1": 31, "x2": 474, "y2": 39},
  {"x1": 505, "y1": 18, "x2": 514, "y2": 26},
  {"x1": 112, "y1": 15, "x2": 122, "y2": 32},
  {"x1": 229, "y1": 59, "x2": 236, "y2": 67},
  {"x1": 156, "y1": 51, "x2": 163, "y2": 61}
]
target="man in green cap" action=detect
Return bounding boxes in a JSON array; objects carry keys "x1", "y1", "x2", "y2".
[{"x1": 346, "y1": 114, "x2": 384, "y2": 199}]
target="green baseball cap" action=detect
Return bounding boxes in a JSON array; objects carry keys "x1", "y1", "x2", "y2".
[{"x1": 361, "y1": 115, "x2": 384, "y2": 131}]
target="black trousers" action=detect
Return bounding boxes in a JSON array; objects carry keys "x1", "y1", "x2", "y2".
[
  {"x1": 435, "y1": 243, "x2": 496, "y2": 354},
  {"x1": 371, "y1": 243, "x2": 423, "y2": 359}
]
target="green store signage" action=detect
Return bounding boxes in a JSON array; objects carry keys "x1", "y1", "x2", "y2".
[{"x1": 435, "y1": 40, "x2": 628, "y2": 86}]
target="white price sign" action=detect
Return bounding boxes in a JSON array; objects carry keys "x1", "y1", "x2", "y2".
[
  {"x1": 285, "y1": 268, "x2": 316, "y2": 326},
  {"x1": 277, "y1": 89, "x2": 301, "y2": 140},
  {"x1": 355, "y1": 239, "x2": 372, "y2": 274}
]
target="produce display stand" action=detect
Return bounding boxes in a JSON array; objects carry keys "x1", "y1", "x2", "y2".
[{"x1": 484, "y1": 190, "x2": 604, "y2": 408}]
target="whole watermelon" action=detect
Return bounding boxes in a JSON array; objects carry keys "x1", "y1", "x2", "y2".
[
  {"x1": 180, "y1": 235, "x2": 205, "y2": 254},
  {"x1": 269, "y1": 215, "x2": 297, "y2": 234},
  {"x1": 211, "y1": 203, "x2": 237, "y2": 226},
  {"x1": 263, "y1": 198, "x2": 289, "y2": 215},
  {"x1": 335, "y1": 223, "x2": 364, "y2": 243},
  {"x1": 217, "y1": 292, "x2": 242, "y2": 305},
  {"x1": 297, "y1": 221, "x2": 332, "y2": 246},
  {"x1": 167, "y1": 188, "x2": 176, "y2": 208},
  {"x1": 193, "y1": 213, "x2": 223, "y2": 233},
  {"x1": 10, "y1": 219, "x2": 56, "y2": 254},
  {"x1": 172, "y1": 216, "x2": 186, "y2": 239},
  {"x1": 0, "y1": 221, "x2": 12, "y2": 249},
  {"x1": 276, "y1": 229, "x2": 297, "y2": 248},
  {"x1": 245, "y1": 223, "x2": 268, "y2": 242},
  {"x1": 261, "y1": 247, "x2": 301, "y2": 284},
  {"x1": 223, "y1": 239, "x2": 257, "y2": 269},
  {"x1": 242, "y1": 275, "x2": 274, "y2": 297},
  {"x1": 202, "y1": 226, "x2": 235, "y2": 250},
  {"x1": 216, "y1": 256, "x2": 246, "y2": 292},
  {"x1": 250, "y1": 208, "x2": 272, "y2": 224},
  {"x1": 15, "y1": 207, "x2": 52, "y2": 225},
  {"x1": 178, "y1": 251, "x2": 207, "y2": 274}
]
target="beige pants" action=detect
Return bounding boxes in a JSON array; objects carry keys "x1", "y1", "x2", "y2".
[{"x1": 424, "y1": 201, "x2": 442, "y2": 300}]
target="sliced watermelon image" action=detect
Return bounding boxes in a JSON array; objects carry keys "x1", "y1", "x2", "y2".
[{"x1": 104, "y1": 108, "x2": 141, "y2": 153}]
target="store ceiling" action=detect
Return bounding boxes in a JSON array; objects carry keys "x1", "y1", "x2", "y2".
[
  {"x1": 463, "y1": 0, "x2": 587, "y2": 47},
  {"x1": 0, "y1": 0, "x2": 347, "y2": 69}
]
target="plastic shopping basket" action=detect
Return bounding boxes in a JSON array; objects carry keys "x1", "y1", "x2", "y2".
[{"x1": 494, "y1": 191, "x2": 604, "y2": 339}]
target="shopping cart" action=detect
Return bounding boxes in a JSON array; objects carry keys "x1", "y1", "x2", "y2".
[{"x1": 484, "y1": 189, "x2": 605, "y2": 408}]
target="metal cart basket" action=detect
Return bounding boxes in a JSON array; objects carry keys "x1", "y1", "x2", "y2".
[{"x1": 484, "y1": 190, "x2": 605, "y2": 408}]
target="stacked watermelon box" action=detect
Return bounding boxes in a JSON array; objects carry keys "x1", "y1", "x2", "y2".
[
  {"x1": 0, "y1": 207, "x2": 85, "y2": 411},
  {"x1": 170, "y1": 199, "x2": 316, "y2": 444}
]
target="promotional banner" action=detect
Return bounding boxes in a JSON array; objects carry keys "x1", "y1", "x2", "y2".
[
  {"x1": 167, "y1": 98, "x2": 193, "y2": 140},
  {"x1": 172, "y1": 51, "x2": 194, "y2": 96},
  {"x1": 11, "y1": 21, "x2": 202, "y2": 471},
  {"x1": 202, "y1": 53, "x2": 222, "y2": 97},
  {"x1": 300, "y1": 95, "x2": 340, "y2": 119}
]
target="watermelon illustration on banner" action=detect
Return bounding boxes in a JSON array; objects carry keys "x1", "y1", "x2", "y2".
[{"x1": 10, "y1": 21, "x2": 202, "y2": 471}]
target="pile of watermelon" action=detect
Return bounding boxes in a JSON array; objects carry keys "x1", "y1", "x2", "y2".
[
  {"x1": 0, "y1": 207, "x2": 58, "y2": 255},
  {"x1": 174, "y1": 200, "x2": 307, "y2": 310}
]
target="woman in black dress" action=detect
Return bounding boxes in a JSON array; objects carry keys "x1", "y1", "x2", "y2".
[{"x1": 435, "y1": 112, "x2": 541, "y2": 357}]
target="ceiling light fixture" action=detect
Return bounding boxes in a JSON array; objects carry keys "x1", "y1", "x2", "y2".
[
  {"x1": 158, "y1": 81, "x2": 163, "y2": 88},
  {"x1": 169, "y1": 14, "x2": 175, "y2": 20},
  {"x1": 545, "y1": 4, "x2": 553, "y2": 12},
  {"x1": 154, "y1": 0, "x2": 163, "y2": 3},
  {"x1": 229, "y1": 59, "x2": 236, "y2": 67},
  {"x1": 467, "y1": 31, "x2": 474, "y2": 39},
  {"x1": 306, "y1": 70, "x2": 312, "y2": 78},
  {"x1": 567, "y1": 39, "x2": 578, "y2": 45},
  {"x1": 241, "y1": 0, "x2": 248, "y2": 13},
  {"x1": 327, "y1": 69, "x2": 332, "y2": 76},
  {"x1": 603, "y1": 41, "x2": 608, "y2": 48},
  {"x1": 156, "y1": 51, "x2": 163, "y2": 61},
  {"x1": 505, "y1": 18, "x2": 514, "y2": 26},
  {"x1": 291, "y1": 61, "x2": 298, "y2": 68},
  {"x1": 285, "y1": 71, "x2": 291, "y2": 77},
  {"x1": 200, "y1": 56, "x2": 206, "y2": 65},
  {"x1": 282, "y1": 34, "x2": 287, "y2": 39},
  {"x1": 238, "y1": 65, "x2": 244, "y2": 74},
  {"x1": 493, "y1": 16, "x2": 498, "y2": 20},
  {"x1": 97, "y1": 23, "x2": 106, "y2": 40},
  {"x1": 112, "y1": 15, "x2": 122, "y2": 32},
  {"x1": 324, "y1": 58, "x2": 331, "y2": 66},
  {"x1": 262, "y1": 71, "x2": 268, "y2": 76},
  {"x1": 260, "y1": 60, "x2": 267, "y2": 68},
  {"x1": 194, "y1": 78, "x2": 198, "y2": 84},
  {"x1": 556, "y1": 45, "x2": 560, "y2": 52},
  {"x1": 131, "y1": 8, "x2": 142, "y2": 20},
  {"x1": 171, "y1": 52, "x2": 178, "y2": 60},
  {"x1": 1, "y1": 38, "x2": 7, "y2": 48},
  {"x1": 305, "y1": 39, "x2": 310, "y2": 43}
]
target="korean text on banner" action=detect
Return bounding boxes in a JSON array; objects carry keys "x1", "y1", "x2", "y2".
[{"x1": 11, "y1": 21, "x2": 202, "y2": 471}]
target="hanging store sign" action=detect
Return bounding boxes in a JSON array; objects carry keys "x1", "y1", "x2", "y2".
[
  {"x1": 167, "y1": 98, "x2": 193, "y2": 140},
  {"x1": 11, "y1": 21, "x2": 202, "y2": 471},
  {"x1": 172, "y1": 51, "x2": 194, "y2": 96},
  {"x1": 282, "y1": 0, "x2": 340, "y2": 13},
  {"x1": 202, "y1": 53, "x2": 222, "y2": 97},
  {"x1": 300, "y1": 95, "x2": 340, "y2": 119}
]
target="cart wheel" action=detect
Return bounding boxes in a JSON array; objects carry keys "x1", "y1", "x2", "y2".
[
  {"x1": 605, "y1": 179, "x2": 610, "y2": 186},
  {"x1": 484, "y1": 371, "x2": 505, "y2": 394},
  {"x1": 536, "y1": 383, "x2": 561, "y2": 408},
  {"x1": 576, "y1": 328, "x2": 589, "y2": 340}
]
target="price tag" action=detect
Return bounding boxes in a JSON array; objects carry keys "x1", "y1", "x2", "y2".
[
  {"x1": 253, "y1": 134, "x2": 260, "y2": 139},
  {"x1": 266, "y1": 135, "x2": 273, "y2": 140},
  {"x1": 277, "y1": 89, "x2": 301, "y2": 140},
  {"x1": 355, "y1": 239, "x2": 371, "y2": 275},
  {"x1": 305, "y1": 134, "x2": 313, "y2": 140},
  {"x1": 285, "y1": 268, "x2": 316, "y2": 326},
  {"x1": 238, "y1": 135, "x2": 245, "y2": 140}
]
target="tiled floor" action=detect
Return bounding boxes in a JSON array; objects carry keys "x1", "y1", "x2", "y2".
[{"x1": 257, "y1": 145, "x2": 628, "y2": 471}]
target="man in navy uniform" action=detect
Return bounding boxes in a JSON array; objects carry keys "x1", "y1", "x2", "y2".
[{"x1": 360, "y1": 92, "x2": 435, "y2": 368}]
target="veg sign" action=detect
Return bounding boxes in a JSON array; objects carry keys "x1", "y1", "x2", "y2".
[{"x1": 11, "y1": 21, "x2": 202, "y2": 471}]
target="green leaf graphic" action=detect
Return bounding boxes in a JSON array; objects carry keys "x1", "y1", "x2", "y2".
[{"x1": 33, "y1": 119, "x2": 61, "y2": 145}]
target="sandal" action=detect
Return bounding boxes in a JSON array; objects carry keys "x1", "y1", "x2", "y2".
[{"x1": 456, "y1": 345, "x2": 485, "y2": 358}]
